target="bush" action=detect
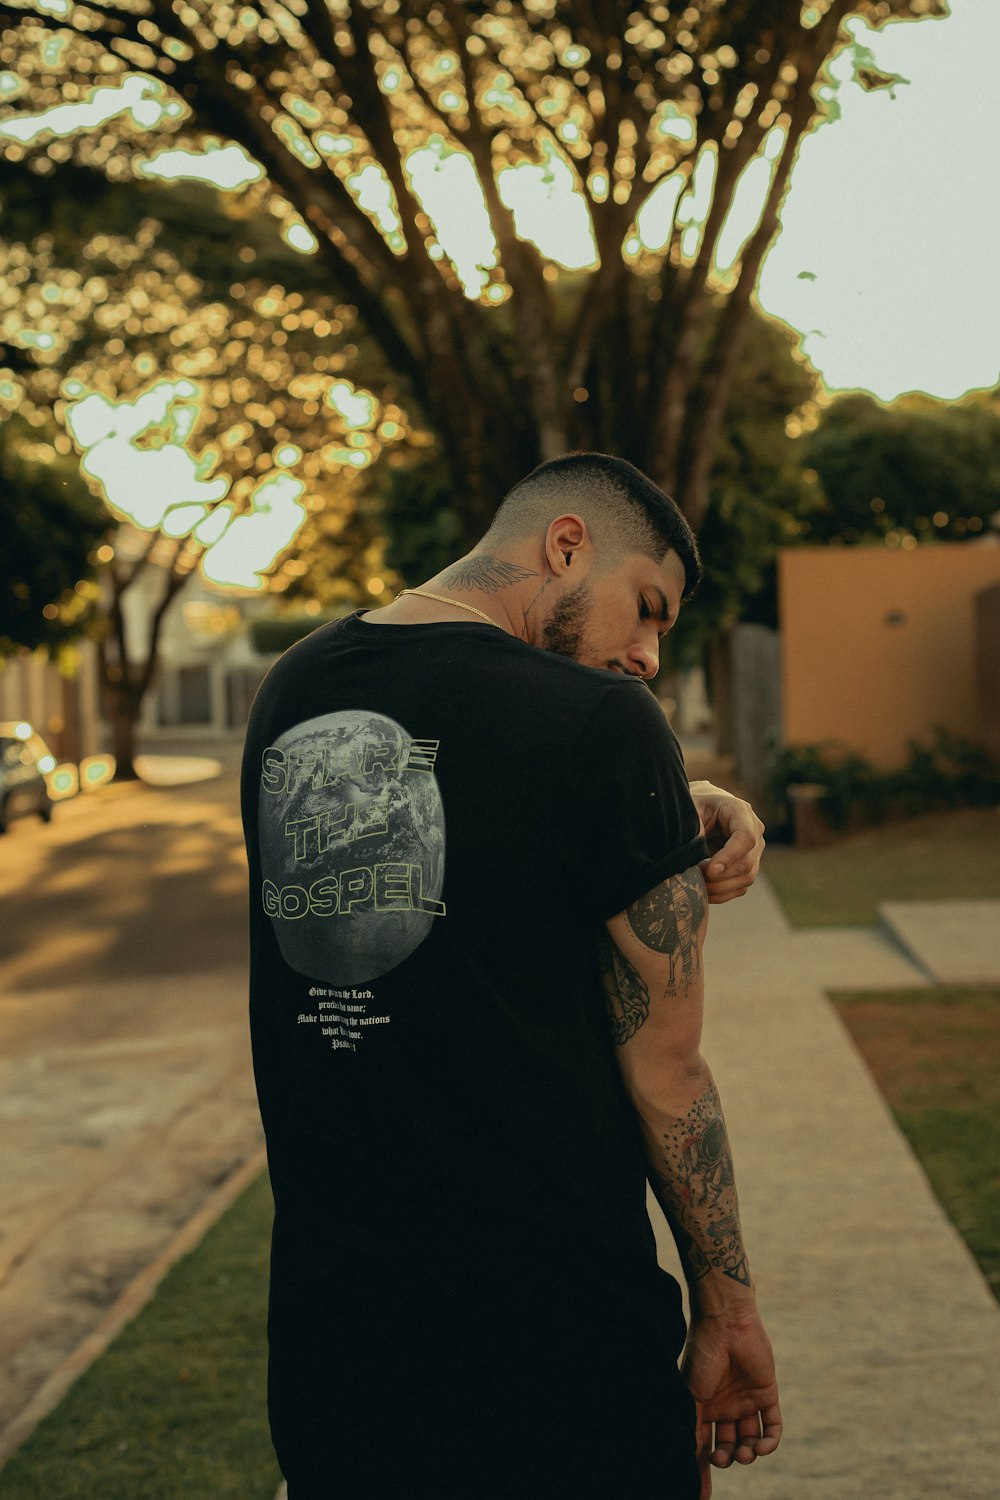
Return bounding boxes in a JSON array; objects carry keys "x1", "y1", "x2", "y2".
[
  {"x1": 767, "y1": 727, "x2": 1000, "y2": 831},
  {"x1": 249, "y1": 612, "x2": 346, "y2": 656}
]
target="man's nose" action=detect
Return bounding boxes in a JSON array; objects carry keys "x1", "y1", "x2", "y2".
[{"x1": 628, "y1": 640, "x2": 659, "y2": 679}]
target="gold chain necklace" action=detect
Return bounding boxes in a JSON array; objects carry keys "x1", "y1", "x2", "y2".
[{"x1": 398, "y1": 588, "x2": 502, "y2": 628}]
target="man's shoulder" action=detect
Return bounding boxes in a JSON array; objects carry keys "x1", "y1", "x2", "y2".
[
  {"x1": 468, "y1": 632, "x2": 666, "y2": 723},
  {"x1": 248, "y1": 613, "x2": 668, "y2": 741}
]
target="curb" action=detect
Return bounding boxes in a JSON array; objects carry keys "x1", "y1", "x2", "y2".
[{"x1": 0, "y1": 1144, "x2": 269, "y2": 1473}]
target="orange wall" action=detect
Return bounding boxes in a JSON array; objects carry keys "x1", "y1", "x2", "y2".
[{"x1": 778, "y1": 545, "x2": 1000, "y2": 768}]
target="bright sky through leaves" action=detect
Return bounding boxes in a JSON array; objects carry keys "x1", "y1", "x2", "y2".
[
  {"x1": 0, "y1": 73, "x2": 181, "y2": 141},
  {"x1": 6, "y1": 0, "x2": 985, "y2": 405},
  {"x1": 62, "y1": 380, "x2": 307, "y2": 590},
  {"x1": 758, "y1": 0, "x2": 1000, "y2": 401},
  {"x1": 136, "y1": 141, "x2": 264, "y2": 190}
]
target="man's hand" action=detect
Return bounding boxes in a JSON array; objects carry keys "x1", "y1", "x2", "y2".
[
  {"x1": 688, "y1": 781, "x2": 765, "y2": 904},
  {"x1": 682, "y1": 1309, "x2": 782, "y2": 1498}
]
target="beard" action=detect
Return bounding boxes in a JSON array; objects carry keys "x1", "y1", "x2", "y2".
[{"x1": 540, "y1": 579, "x2": 594, "y2": 662}]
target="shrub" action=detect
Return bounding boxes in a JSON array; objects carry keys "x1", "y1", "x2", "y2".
[
  {"x1": 767, "y1": 728, "x2": 1000, "y2": 831},
  {"x1": 249, "y1": 613, "x2": 345, "y2": 656}
]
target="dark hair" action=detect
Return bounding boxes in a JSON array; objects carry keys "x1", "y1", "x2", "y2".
[{"x1": 484, "y1": 452, "x2": 701, "y2": 598}]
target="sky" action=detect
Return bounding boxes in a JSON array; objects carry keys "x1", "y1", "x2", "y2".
[{"x1": 756, "y1": 0, "x2": 1000, "y2": 403}]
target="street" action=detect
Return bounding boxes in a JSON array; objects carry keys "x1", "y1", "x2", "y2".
[{"x1": 0, "y1": 756, "x2": 264, "y2": 1434}]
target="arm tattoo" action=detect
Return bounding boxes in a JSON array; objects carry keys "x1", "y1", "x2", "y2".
[
  {"x1": 625, "y1": 869, "x2": 705, "y2": 995},
  {"x1": 597, "y1": 929, "x2": 650, "y2": 1045},
  {"x1": 440, "y1": 555, "x2": 538, "y2": 593},
  {"x1": 651, "y1": 1081, "x2": 751, "y2": 1287}
]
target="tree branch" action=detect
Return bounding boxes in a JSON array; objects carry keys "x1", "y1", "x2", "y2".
[
  {"x1": 137, "y1": 544, "x2": 190, "y2": 699},
  {"x1": 677, "y1": 3, "x2": 848, "y2": 529},
  {"x1": 439, "y1": 0, "x2": 565, "y2": 453},
  {"x1": 642, "y1": 38, "x2": 791, "y2": 491},
  {"x1": 106, "y1": 563, "x2": 132, "y2": 681},
  {"x1": 120, "y1": 531, "x2": 161, "y2": 592},
  {"x1": 0, "y1": 0, "x2": 186, "y2": 68}
]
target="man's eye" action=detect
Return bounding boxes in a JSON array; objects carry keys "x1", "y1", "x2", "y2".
[{"x1": 639, "y1": 598, "x2": 650, "y2": 620}]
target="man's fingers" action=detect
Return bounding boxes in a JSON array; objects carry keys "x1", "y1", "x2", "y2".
[
  {"x1": 757, "y1": 1403, "x2": 783, "y2": 1454},
  {"x1": 702, "y1": 867, "x2": 757, "y2": 904},
  {"x1": 709, "y1": 1408, "x2": 782, "y2": 1467},
  {"x1": 709, "y1": 1420, "x2": 738, "y2": 1467},
  {"x1": 704, "y1": 858, "x2": 754, "y2": 883},
  {"x1": 733, "y1": 1413, "x2": 764, "y2": 1464},
  {"x1": 704, "y1": 876, "x2": 752, "y2": 903},
  {"x1": 695, "y1": 1405, "x2": 714, "y2": 1497},
  {"x1": 704, "y1": 828, "x2": 756, "y2": 874},
  {"x1": 710, "y1": 1415, "x2": 760, "y2": 1468}
]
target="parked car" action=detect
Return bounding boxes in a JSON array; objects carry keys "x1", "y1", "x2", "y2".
[{"x1": 0, "y1": 722, "x2": 56, "y2": 833}]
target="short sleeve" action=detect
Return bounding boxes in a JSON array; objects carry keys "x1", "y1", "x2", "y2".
[{"x1": 568, "y1": 682, "x2": 710, "y2": 920}]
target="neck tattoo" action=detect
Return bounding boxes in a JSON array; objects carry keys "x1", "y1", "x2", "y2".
[{"x1": 398, "y1": 588, "x2": 503, "y2": 628}]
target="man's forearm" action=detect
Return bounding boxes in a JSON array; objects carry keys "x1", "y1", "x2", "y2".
[
  {"x1": 643, "y1": 1065, "x2": 756, "y2": 1315},
  {"x1": 600, "y1": 866, "x2": 757, "y2": 1311}
]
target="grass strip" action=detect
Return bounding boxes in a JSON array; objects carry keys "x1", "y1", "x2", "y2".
[
  {"x1": 0, "y1": 1171, "x2": 281, "y2": 1499},
  {"x1": 766, "y1": 805, "x2": 1000, "y2": 927},
  {"x1": 830, "y1": 985, "x2": 1000, "y2": 1300}
]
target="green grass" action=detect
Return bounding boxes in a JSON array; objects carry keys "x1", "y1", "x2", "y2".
[
  {"x1": 831, "y1": 985, "x2": 1000, "y2": 1300},
  {"x1": 0, "y1": 1172, "x2": 281, "y2": 1500},
  {"x1": 766, "y1": 805, "x2": 1000, "y2": 926}
]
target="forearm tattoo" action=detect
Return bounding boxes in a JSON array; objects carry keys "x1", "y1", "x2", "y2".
[
  {"x1": 625, "y1": 869, "x2": 706, "y2": 996},
  {"x1": 439, "y1": 555, "x2": 538, "y2": 592},
  {"x1": 651, "y1": 1081, "x2": 751, "y2": 1286},
  {"x1": 597, "y1": 929, "x2": 650, "y2": 1045}
]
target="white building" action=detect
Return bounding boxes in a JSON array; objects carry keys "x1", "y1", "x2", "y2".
[{"x1": 0, "y1": 564, "x2": 281, "y2": 763}]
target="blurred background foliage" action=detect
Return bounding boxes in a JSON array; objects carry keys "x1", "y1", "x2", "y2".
[
  {"x1": 801, "y1": 391, "x2": 1000, "y2": 546},
  {"x1": 767, "y1": 727, "x2": 1000, "y2": 833},
  {"x1": 0, "y1": 409, "x2": 107, "y2": 655}
]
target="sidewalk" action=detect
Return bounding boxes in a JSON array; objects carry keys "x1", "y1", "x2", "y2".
[{"x1": 667, "y1": 874, "x2": 1000, "y2": 1499}]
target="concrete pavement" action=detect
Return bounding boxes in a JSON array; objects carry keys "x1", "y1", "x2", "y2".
[
  {"x1": 662, "y1": 874, "x2": 1000, "y2": 1499},
  {"x1": 878, "y1": 899, "x2": 1000, "y2": 984}
]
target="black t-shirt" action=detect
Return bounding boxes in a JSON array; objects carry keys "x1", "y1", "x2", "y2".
[{"x1": 241, "y1": 613, "x2": 709, "y2": 1498}]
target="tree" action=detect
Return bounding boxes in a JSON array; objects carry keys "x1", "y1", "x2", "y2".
[
  {"x1": 0, "y1": 198, "x2": 406, "y2": 774},
  {"x1": 374, "y1": 301, "x2": 817, "y2": 663},
  {"x1": 0, "y1": 410, "x2": 107, "y2": 655},
  {"x1": 670, "y1": 302, "x2": 815, "y2": 661},
  {"x1": 800, "y1": 393, "x2": 1000, "y2": 547},
  {"x1": 0, "y1": 0, "x2": 945, "y2": 553}
]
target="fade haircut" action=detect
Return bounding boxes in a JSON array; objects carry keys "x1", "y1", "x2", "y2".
[{"x1": 483, "y1": 452, "x2": 701, "y2": 598}]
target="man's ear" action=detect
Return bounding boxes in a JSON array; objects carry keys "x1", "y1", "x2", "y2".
[{"x1": 544, "y1": 514, "x2": 591, "y2": 577}]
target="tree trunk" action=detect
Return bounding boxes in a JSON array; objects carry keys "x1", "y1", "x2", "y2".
[
  {"x1": 105, "y1": 685, "x2": 144, "y2": 782},
  {"x1": 97, "y1": 545, "x2": 192, "y2": 782},
  {"x1": 707, "y1": 631, "x2": 734, "y2": 758}
]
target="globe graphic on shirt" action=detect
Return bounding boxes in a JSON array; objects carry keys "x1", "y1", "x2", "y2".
[{"x1": 257, "y1": 710, "x2": 445, "y2": 984}]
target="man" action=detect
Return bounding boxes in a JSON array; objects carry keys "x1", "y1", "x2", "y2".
[{"x1": 241, "y1": 452, "x2": 779, "y2": 1498}]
